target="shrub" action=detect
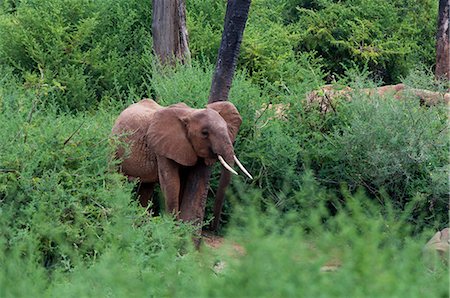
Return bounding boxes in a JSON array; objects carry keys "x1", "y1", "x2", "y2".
[
  {"x1": 0, "y1": 96, "x2": 122, "y2": 270},
  {"x1": 209, "y1": 181, "x2": 448, "y2": 297},
  {"x1": 186, "y1": 0, "x2": 226, "y2": 63},
  {"x1": 298, "y1": 80, "x2": 448, "y2": 228},
  {"x1": 291, "y1": 0, "x2": 438, "y2": 83},
  {"x1": 2, "y1": 162, "x2": 447, "y2": 297},
  {"x1": 188, "y1": 0, "x2": 437, "y2": 86},
  {"x1": 149, "y1": 64, "x2": 448, "y2": 229},
  {"x1": 1, "y1": 0, "x2": 438, "y2": 112},
  {"x1": 187, "y1": 0, "x2": 328, "y2": 90},
  {"x1": 0, "y1": 79, "x2": 199, "y2": 276},
  {"x1": 0, "y1": 0, "x2": 153, "y2": 112},
  {"x1": 0, "y1": 1, "x2": 446, "y2": 296}
]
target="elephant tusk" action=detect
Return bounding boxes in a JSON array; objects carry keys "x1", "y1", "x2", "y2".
[
  {"x1": 234, "y1": 155, "x2": 253, "y2": 179},
  {"x1": 218, "y1": 155, "x2": 238, "y2": 176}
]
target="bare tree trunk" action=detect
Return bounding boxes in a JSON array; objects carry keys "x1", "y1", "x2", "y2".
[
  {"x1": 209, "y1": 0, "x2": 252, "y2": 103},
  {"x1": 179, "y1": 0, "x2": 251, "y2": 237},
  {"x1": 207, "y1": 0, "x2": 251, "y2": 232},
  {"x1": 152, "y1": 0, "x2": 191, "y2": 65},
  {"x1": 435, "y1": 0, "x2": 449, "y2": 82}
]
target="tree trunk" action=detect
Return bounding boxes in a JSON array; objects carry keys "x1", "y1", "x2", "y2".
[
  {"x1": 152, "y1": 0, "x2": 191, "y2": 65},
  {"x1": 179, "y1": 0, "x2": 251, "y2": 236},
  {"x1": 435, "y1": 0, "x2": 449, "y2": 81},
  {"x1": 209, "y1": 0, "x2": 252, "y2": 103},
  {"x1": 207, "y1": 0, "x2": 251, "y2": 231}
]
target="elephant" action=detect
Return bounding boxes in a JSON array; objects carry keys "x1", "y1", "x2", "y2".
[{"x1": 112, "y1": 99, "x2": 252, "y2": 223}]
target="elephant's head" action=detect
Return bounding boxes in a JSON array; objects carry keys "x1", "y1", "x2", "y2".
[{"x1": 147, "y1": 101, "x2": 251, "y2": 177}]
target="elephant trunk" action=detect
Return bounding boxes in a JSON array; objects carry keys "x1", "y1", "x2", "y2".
[
  {"x1": 214, "y1": 138, "x2": 252, "y2": 179},
  {"x1": 210, "y1": 142, "x2": 252, "y2": 232},
  {"x1": 211, "y1": 168, "x2": 231, "y2": 231},
  {"x1": 212, "y1": 136, "x2": 235, "y2": 169}
]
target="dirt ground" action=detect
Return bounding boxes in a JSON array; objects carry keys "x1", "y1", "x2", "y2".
[{"x1": 201, "y1": 231, "x2": 245, "y2": 255}]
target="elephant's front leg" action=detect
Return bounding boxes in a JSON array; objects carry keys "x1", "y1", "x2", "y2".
[{"x1": 157, "y1": 156, "x2": 181, "y2": 216}]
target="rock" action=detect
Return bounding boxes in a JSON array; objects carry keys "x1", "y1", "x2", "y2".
[
  {"x1": 423, "y1": 228, "x2": 449, "y2": 268},
  {"x1": 319, "y1": 259, "x2": 342, "y2": 273}
]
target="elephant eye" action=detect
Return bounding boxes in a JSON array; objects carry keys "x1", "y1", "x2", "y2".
[{"x1": 201, "y1": 129, "x2": 209, "y2": 138}]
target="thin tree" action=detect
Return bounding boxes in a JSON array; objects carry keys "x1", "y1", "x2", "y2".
[
  {"x1": 152, "y1": 0, "x2": 191, "y2": 65},
  {"x1": 179, "y1": 0, "x2": 251, "y2": 234},
  {"x1": 208, "y1": 0, "x2": 252, "y2": 103},
  {"x1": 435, "y1": 0, "x2": 449, "y2": 81}
]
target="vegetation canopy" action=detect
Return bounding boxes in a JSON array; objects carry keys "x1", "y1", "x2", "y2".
[{"x1": 0, "y1": 0, "x2": 448, "y2": 296}]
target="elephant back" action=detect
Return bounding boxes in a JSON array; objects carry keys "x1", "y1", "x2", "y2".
[
  {"x1": 111, "y1": 99, "x2": 162, "y2": 182},
  {"x1": 112, "y1": 99, "x2": 162, "y2": 137}
]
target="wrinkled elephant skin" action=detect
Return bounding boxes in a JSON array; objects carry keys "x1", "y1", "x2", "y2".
[{"x1": 112, "y1": 99, "x2": 244, "y2": 222}]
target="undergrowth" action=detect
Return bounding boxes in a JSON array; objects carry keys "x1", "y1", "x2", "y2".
[
  {"x1": 0, "y1": 0, "x2": 448, "y2": 296},
  {"x1": 1, "y1": 63, "x2": 447, "y2": 296}
]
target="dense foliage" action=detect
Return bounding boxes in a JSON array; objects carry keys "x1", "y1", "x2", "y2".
[
  {"x1": 0, "y1": 0, "x2": 439, "y2": 112},
  {"x1": 188, "y1": 0, "x2": 438, "y2": 85},
  {"x1": 0, "y1": 0, "x2": 448, "y2": 296},
  {"x1": 0, "y1": 0, "x2": 153, "y2": 111}
]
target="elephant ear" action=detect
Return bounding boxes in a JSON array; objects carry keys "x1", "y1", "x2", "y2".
[
  {"x1": 207, "y1": 101, "x2": 242, "y2": 142},
  {"x1": 147, "y1": 106, "x2": 198, "y2": 166}
]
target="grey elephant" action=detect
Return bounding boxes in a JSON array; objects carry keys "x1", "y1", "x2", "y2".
[{"x1": 112, "y1": 99, "x2": 252, "y2": 221}]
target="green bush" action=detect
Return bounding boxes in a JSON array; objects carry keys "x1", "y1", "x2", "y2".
[
  {"x1": 0, "y1": 0, "x2": 153, "y2": 111},
  {"x1": 0, "y1": 0, "x2": 438, "y2": 113},
  {"x1": 0, "y1": 77, "x2": 198, "y2": 276},
  {"x1": 187, "y1": 0, "x2": 328, "y2": 89},
  {"x1": 291, "y1": 0, "x2": 437, "y2": 83},
  {"x1": 0, "y1": 1, "x2": 447, "y2": 295},
  {"x1": 0, "y1": 94, "x2": 122, "y2": 270},
  {"x1": 188, "y1": 0, "x2": 437, "y2": 86},
  {"x1": 220, "y1": 184, "x2": 448, "y2": 297},
  {"x1": 2, "y1": 144, "x2": 448, "y2": 297},
  {"x1": 149, "y1": 63, "x2": 448, "y2": 229},
  {"x1": 297, "y1": 77, "x2": 448, "y2": 228},
  {"x1": 187, "y1": 0, "x2": 226, "y2": 63}
]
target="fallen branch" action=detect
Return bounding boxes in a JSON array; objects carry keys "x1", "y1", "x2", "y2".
[{"x1": 306, "y1": 84, "x2": 450, "y2": 113}]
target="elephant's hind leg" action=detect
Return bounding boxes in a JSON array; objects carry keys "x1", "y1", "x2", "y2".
[{"x1": 137, "y1": 182, "x2": 155, "y2": 209}]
